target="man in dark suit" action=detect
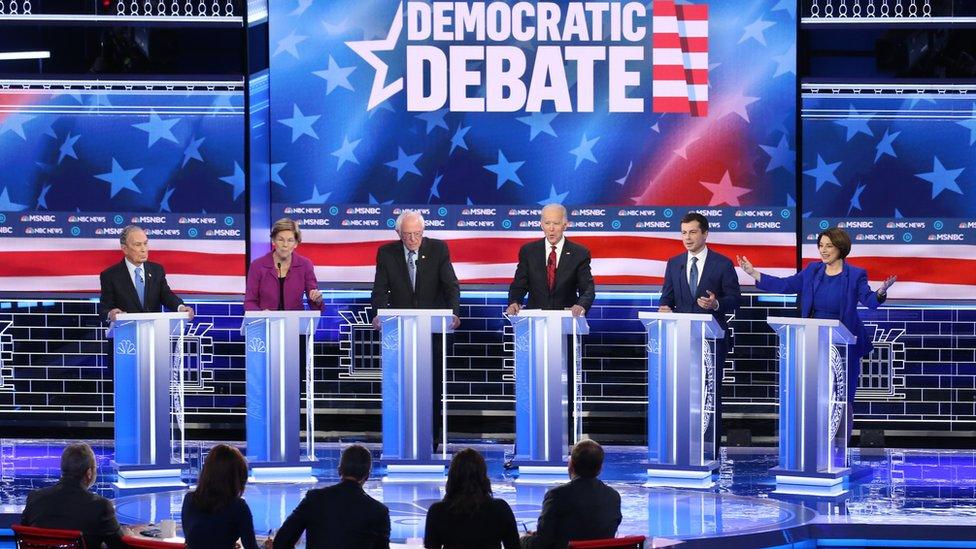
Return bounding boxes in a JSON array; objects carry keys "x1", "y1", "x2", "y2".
[
  {"x1": 21, "y1": 442, "x2": 127, "y2": 549},
  {"x1": 98, "y1": 225, "x2": 193, "y2": 323},
  {"x1": 272, "y1": 445, "x2": 390, "y2": 549},
  {"x1": 371, "y1": 210, "x2": 461, "y2": 451},
  {"x1": 506, "y1": 204, "x2": 595, "y2": 446},
  {"x1": 520, "y1": 439, "x2": 621, "y2": 549},
  {"x1": 505, "y1": 204, "x2": 595, "y2": 316},
  {"x1": 659, "y1": 212, "x2": 740, "y2": 455}
]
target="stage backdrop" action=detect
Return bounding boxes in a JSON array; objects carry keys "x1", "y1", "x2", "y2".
[
  {"x1": 268, "y1": 0, "x2": 799, "y2": 284},
  {"x1": 0, "y1": 82, "x2": 246, "y2": 293},
  {"x1": 801, "y1": 89, "x2": 976, "y2": 299}
]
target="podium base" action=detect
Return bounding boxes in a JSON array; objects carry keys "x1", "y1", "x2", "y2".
[
  {"x1": 113, "y1": 465, "x2": 186, "y2": 489},
  {"x1": 249, "y1": 464, "x2": 318, "y2": 484},
  {"x1": 771, "y1": 466, "x2": 850, "y2": 496},
  {"x1": 381, "y1": 464, "x2": 446, "y2": 483},
  {"x1": 645, "y1": 463, "x2": 718, "y2": 488}
]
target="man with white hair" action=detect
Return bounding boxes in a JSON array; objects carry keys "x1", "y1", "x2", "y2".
[{"x1": 371, "y1": 209, "x2": 461, "y2": 452}]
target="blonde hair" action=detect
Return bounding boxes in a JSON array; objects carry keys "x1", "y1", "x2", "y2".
[{"x1": 271, "y1": 217, "x2": 301, "y2": 243}]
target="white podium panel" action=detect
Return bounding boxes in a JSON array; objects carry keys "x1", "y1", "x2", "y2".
[
  {"x1": 378, "y1": 308, "x2": 454, "y2": 465},
  {"x1": 510, "y1": 309, "x2": 589, "y2": 467}
]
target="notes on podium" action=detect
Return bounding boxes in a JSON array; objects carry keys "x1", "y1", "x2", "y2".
[
  {"x1": 639, "y1": 311, "x2": 723, "y2": 488},
  {"x1": 108, "y1": 311, "x2": 191, "y2": 488},
  {"x1": 766, "y1": 316, "x2": 855, "y2": 496},
  {"x1": 241, "y1": 310, "x2": 321, "y2": 483},
  {"x1": 508, "y1": 309, "x2": 589, "y2": 476},
  {"x1": 377, "y1": 308, "x2": 454, "y2": 478}
]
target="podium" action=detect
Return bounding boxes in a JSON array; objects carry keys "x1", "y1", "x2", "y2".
[
  {"x1": 767, "y1": 316, "x2": 855, "y2": 495},
  {"x1": 509, "y1": 309, "x2": 589, "y2": 471},
  {"x1": 639, "y1": 312, "x2": 723, "y2": 488},
  {"x1": 108, "y1": 312, "x2": 190, "y2": 488},
  {"x1": 378, "y1": 308, "x2": 454, "y2": 472},
  {"x1": 241, "y1": 310, "x2": 321, "y2": 482}
]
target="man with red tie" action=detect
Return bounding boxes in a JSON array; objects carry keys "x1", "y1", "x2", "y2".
[{"x1": 506, "y1": 204, "x2": 596, "y2": 449}]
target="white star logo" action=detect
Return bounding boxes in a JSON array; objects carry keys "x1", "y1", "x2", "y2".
[{"x1": 346, "y1": 4, "x2": 404, "y2": 111}]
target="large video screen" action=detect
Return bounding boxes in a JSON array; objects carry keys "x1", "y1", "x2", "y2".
[
  {"x1": 0, "y1": 82, "x2": 246, "y2": 293},
  {"x1": 801, "y1": 91, "x2": 976, "y2": 299},
  {"x1": 268, "y1": 0, "x2": 798, "y2": 284}
]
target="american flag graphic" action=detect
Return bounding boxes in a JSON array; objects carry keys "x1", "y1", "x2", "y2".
[
  {"x1": 299, "y1": 229, "x2": 796, "y2": 287},
  {"x1": 653, "y1": 1, "x2": 709, "y2": 117}
]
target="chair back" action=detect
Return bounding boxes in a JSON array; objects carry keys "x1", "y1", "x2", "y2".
[
  {"x1": 568, "y1": 535, "x2": 647, "y2": 549},
  {"x1": 11, "y1": 524, "x2": 86, "y2": 549},
  {"x1": 121, "y1": 536, "x2": 186, "y2": 548}
]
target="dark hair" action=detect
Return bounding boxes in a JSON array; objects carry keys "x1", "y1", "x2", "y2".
[
  {"x1": 818, "y1": 227, "x2": 852, "y2": 259},
  {"x1": 443, "y1": 448, "x2": 492, "y2": 516},
  {"x1": 680, "y1": 212, "x2": 709, "y2": 232},
  {"x1": 570, "y1": 439, "x2": 605, "y2": 479},
  {"x1": 191, "y1": 444, "x2": 248, "y2": 513},
  {"x1": 61, "y1": 442, "x2": 96, "y2": 482},
  {"x1": 338, "y1": 445, "x2": 372, "y2": 481}
]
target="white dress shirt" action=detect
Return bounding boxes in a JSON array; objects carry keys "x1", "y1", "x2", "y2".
[
  {"x1": 124, "y1": 258, "x2": 145, "y2": 288},
  {"x1": 686, "y1": 247, "x2": 709, "y2": 288},
  {"x1": 544, "y1": 237, "x2": 565, "y2": 267}
]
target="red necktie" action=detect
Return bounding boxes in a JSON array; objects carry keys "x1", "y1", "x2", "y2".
[{"x1": 547, "y1": 245, "x2": 557, "y2": 291}]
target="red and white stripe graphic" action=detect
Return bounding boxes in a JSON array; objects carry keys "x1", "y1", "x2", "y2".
[
  {"x1": 802, "y1": 244, "x2": 976, "y2": 300},
  {"x1": 652, "y1": 0, "x2": 708, "y2": 116},
  {"x1": 0, "y1": 238, "x2": 245, "y2": 294},
  {"x1": 298, "y1": 230, "x2": 795, "y2": 286}
]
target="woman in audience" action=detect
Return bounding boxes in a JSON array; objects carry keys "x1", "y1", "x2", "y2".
[
  {"x1": 181, "y1": 444, "x2": 264, "y2": 549},
  {"x1": 424, "y1": 448, "x2": 520, "y2": 549}
]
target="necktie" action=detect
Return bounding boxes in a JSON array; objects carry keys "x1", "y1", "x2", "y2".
[
  {"x1": 547, "y1": 245, "x2": 557, "y2": 291},
  {"x1": 689, "y1": 256, "x2": 699, "y2": 298},
  {"x1": 408, "y1": 250, "x2": 416, "y2": 290},
  {"x1": 134, "y1": 266, "x2": 145, "y2": 306}
]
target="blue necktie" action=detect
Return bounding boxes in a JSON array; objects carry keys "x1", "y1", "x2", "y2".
[
  {"x1": 134, "y1": 266, "x2": 145, "y2": 306},
  {"x1": 689, "y1": 256, "x2": 699, "y2": 298},
  {"x1": 408, "y1": 251, "x2": 416, "y2": 290}
]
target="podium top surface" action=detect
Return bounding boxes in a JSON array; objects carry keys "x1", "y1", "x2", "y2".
[
  {"x1": 512, "y1": 309, "x2": 577, "y2": 318},
  {"x1": 507, "y1": 309, "x2": 590, "y2": 334},
  {"x1": 376, "y1": 308, "x2": 455, "y2": 318},
  {"x1": 638, "y1": 311, "x2": 724, "y2": 338},
  {"x1": 767, "y1": 316, "x2": 854, "y2": 342},
  {"x1": 114, "y1": 312, "x2": 190, "y2": 322},
  {"x1": 243, "y1": 310, "x2": 322, "y2": 319}
]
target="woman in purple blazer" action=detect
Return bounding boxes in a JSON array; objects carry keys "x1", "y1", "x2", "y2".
[
  {"x1": 244, "y1": 218, "x2": 323, "y2": 311},
  {"x1": 737, "y1": 227, "x2": 896, "y2": 419}
]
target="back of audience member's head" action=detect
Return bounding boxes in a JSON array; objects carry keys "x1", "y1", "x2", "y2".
[
  {"x1": 61, "y1": 442, "x2": 97, "y2": 487},
  {"x1": 338, "y1": 444, "x2": 373, "y2": 482},
  {"x1": 570, "y1": 439, "x2": 605, "y2": 479},
  {"x1": 192, "y1": 444, "x2": 248, "y2": 513},
  {"x1": 444, "y1": 448, "x2": 492, "y2": 516}
]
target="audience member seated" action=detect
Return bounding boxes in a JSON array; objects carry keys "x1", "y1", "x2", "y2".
[
  {"x1": 271, "y1": 445, "x2": 390, "y2": 549},
  {"x1": 424, "y1": 448, "x2": 520, "y2": 549},
  {"x1": 520, "y1": 440, "x2": 622, "y2": 549},
  {"x1": 181, "y1": 444, "x2": 266, "y2": 549},
  {"x1": 21, "y1": 442, "x2": 126, "y2": 549}
]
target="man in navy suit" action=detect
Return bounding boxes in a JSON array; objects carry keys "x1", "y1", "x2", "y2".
[
  {"x1": 99, "y1": 225, "x2": 193, "y2": 323},
  {"x1": 659, "y1": 212, "x2": 740, "y2": 454}
]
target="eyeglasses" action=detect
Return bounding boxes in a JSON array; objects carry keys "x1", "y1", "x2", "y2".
[{"x1": 400, "y1": 231, "x2": 423, "y2": 239}]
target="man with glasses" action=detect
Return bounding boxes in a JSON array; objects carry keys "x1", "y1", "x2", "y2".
[{"x1": 371, "y1": 210, "x2": 461, "y2": 452}]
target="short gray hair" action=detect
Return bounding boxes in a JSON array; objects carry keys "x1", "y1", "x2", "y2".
[
  {"x1": 395, "y1": 210, "x2": 425, "y2": 232},
  {"x1": 540, "y1": 203, "x2": 567, "y2": 222},
  {"x1": 119, "y1": 225, "x2": 145, "y2": 245}
]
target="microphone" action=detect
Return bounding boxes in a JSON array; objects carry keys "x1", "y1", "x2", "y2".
[{"x1": 277, "y1": 262, "x2": 282, "y2": 277}]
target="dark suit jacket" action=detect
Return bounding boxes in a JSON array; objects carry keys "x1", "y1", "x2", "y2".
[
  {"x1": 520, "y1": 476, "x2": 621, "y2": 549},
  {"x1": 424, "y1": 497, "x2": 520, "y2": 549},
  {"x1": 371, "y1": 238, "x2": 461, "y2": 316},
  {"x1": 98, "y1": 260, "x2": 184, "y2": 322},
  {"x1": 507, "y1": 239, "x2": 595, "y2": 312},
  {"x1": 659, "y1": 249, "x2": 740, "y2": 332},
  {"x1": 756, "y1": 261, "x2": 885, "y2": 364},
  {"x1": 21, "y1": 480, "x2": 125, "y2": 549},
  {"x1": 272, "y1": 479, "x2": 391, "y2": 549}
]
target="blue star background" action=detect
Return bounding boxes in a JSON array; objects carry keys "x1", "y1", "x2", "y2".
[
  {"x1": 802, "y1": 95, "x2": 975, "y2": 217},
  {"x1": 0, "y1": 90, "x2": 246, "y2": 216}
]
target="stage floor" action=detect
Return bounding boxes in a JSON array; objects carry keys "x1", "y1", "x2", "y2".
[{"x1": 2, "y1": 441, "x2": 976, "y2": 547}]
